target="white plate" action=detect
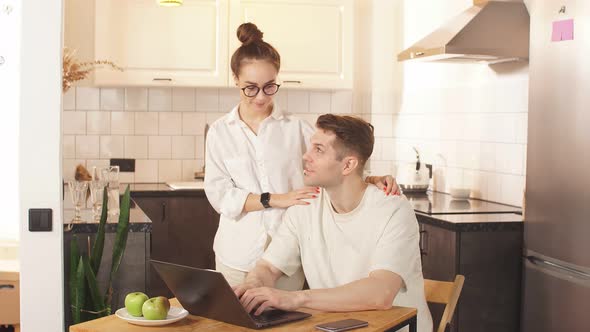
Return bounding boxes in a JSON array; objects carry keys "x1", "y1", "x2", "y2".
[{"x1": 115, "y1": 307, "x2": 189, "y2": 326}]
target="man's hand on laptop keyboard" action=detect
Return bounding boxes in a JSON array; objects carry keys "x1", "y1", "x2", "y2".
[
  {"x1": 232, "y1": 278, "x2": 263, "y2": 299},
  {"x1": 238, "y1": 287, "x2": 307, "y2": 316}
]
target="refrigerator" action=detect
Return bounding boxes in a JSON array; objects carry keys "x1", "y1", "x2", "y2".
[{"x1": 522, "y1": 1, "x2": 590, "y2": 332}]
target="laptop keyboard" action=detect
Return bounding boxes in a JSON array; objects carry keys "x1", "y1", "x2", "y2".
[{"x1": 250, "y1": 309, "x2": 290, "y2": 324}]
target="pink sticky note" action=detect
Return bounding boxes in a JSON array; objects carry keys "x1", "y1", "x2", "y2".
[{"x1": 552, "y1": 19, "x2": 574, "y2": 42}]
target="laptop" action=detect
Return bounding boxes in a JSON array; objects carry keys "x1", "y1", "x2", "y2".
[{"x1": 151, "y1": 260, "x2": 311, "y2": 329}]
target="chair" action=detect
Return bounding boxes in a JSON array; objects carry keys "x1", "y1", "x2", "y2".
[{"x1": 424, "y1": 275, "x2": 465, "y2": 332}]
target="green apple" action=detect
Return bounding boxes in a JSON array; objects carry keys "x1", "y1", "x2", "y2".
[
  {"x1": 124, "y1": 292, "x2": 149, "y2": 317},
  {"x1": 142, "y1": 296, "x2": 170, "y2": 320}
]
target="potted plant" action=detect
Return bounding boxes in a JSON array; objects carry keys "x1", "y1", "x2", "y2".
[{"x1": 68, "y1": 185, "x2": 131, "y2": 324}]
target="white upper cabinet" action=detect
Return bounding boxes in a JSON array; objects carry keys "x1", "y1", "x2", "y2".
[
  {"x1": 65, "y1": 0, "x2": 352, "y2": 89},
  {"x1": 229, "y1": 0, "x2": 353, "y2": 89},
  {"x1": 94, "y1": 0, "x2": 229, "y2": 87}
]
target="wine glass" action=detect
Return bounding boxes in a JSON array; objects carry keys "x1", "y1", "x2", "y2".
[
  {"x1": 68, "y1": 180, "x2": 89, "y2": 224},
  {"x1": 89, "y1": 180, "x2": 107, "y2": 222}
]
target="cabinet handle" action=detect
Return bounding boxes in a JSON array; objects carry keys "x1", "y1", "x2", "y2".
[
  {"x1": 161, "y1": 202, "x2": 166, "y2": 222},
  {"x1": 419, "y1": 230, "x2": 428, "y2": 256},
  {"x1": 282, "y1": 80, "x2": 302, "y2": 84},
  {"x1": 153, "y1": 78, "x2": 172, "y2": 82},
  {"x1": 0, "y1": 284, "x2": 15, "y2": 290}
]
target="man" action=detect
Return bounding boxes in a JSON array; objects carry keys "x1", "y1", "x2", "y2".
[{"x1": 233, "y1": 114, "x2": 433, "y2": 332}]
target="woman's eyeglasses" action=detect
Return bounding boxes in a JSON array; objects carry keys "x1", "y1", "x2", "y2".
[{"x1": 241, "y1": 83, "x2": 281, "y2": 97}]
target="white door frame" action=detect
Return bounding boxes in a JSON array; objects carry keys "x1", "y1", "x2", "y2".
[{"x1": 17, "y1": 0, "x2": 65, "y2": 331}]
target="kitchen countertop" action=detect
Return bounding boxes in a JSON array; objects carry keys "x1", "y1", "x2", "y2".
[
  {"x1": 0, "y1": 260, "x2": 19, "y2": 280},
  {"x1": 406, "y1": 191, "x2": 522, "y2": 215},
  {"x1": 128, "y1": 183, "x2": 206, "y2": 197},
  {"x1": 417, "y1": 212, "x2": 523, "y2": 232},
  {"x1": 63, "y1": 198, "x2": 152, "y2": 233}
]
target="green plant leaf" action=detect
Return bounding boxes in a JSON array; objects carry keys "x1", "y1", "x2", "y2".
[
  {"x1": 82, "y1": 255, "x2": 106, "y2": 316},
  {"x1": 90, "y1": 186, "x2": 108, "y2": 274},
  {"x1": 105, "y1": 185, "x2": 131, "y2": 307},
  {"x1": 71, "y1": 255, "x2": 85, "y2": 324}
]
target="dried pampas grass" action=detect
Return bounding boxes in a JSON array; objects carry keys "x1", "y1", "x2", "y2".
[{"x1": 62, "y1": 47, "x2": 123, "y2": 93}]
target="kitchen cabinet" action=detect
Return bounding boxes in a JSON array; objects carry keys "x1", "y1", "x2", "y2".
[
  {"x1": 64, "y1": 0, "x2": 353, "y2": 89},
  {"x1": 132, "y1": 193, "x2": 219, "y2": 297},
  {"x1": 95, "y1": 0, "x2": 229, "y2": 87},
  {"x1": 65, "y1": 0, "x2": 230, "y2": 87},
  {"x1": 417, "y1": 213, "x2": 523, "y2": 332},
  {"x1": 229, "y1": 0, "x2": 353, "y2": 89}
]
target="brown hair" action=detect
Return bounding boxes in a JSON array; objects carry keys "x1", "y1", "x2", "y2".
[
  {"x1": 316, "y1": 114, "x2": 375, "y2": 167},
  {"x1": 230, "y1": 23, "x2": 281, "y2": 78}
]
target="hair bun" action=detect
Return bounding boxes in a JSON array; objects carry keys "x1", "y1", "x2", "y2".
[{"x1": 237, "y1": 22, "x2": 264, "y2": 46}]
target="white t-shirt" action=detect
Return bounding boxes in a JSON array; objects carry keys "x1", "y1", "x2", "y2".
[
  {"x1": 204, "y1": 104, "x2": 314, "y2": 271},
  {"x1": 263, "y1": 185, "x2": 433, "y2": 332}
]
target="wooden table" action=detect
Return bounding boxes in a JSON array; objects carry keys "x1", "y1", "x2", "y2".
[{"x1": 70, "y1": 298, "x2": 417, "y2": 332}]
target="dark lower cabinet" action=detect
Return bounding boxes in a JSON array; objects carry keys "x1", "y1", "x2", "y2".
[
  {"x1": 417, "y1": 214, "x2": 523, "y2": 332},
  {"x1": 133, "y1": 194, "x2": 219, "y2": 298}
]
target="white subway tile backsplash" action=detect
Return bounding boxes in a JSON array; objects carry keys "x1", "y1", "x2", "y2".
[
  {"x1": 159, "y1": 112, "x2": 182, "y2": 135},
  {"x1": 288, "y1": 90, "x2": 309, "y2": 113},
  {"x1": 100, "y1": 88, "x2": 125, "y2": 111},
  {"x1": 331, "y1": 91, "x2": 353, "y2": 114},
  {"x1": 182, "y1": 160, "x2": 202, "y2": 181},
  {"x1": 124, "y1": 136, "x2": 148, "y2": 159},
  {"x1": 196, "y1": 88, "x2": 219, "y2": 112},
  {"x1": 148, "y1": 88, "x2": 172, "y2": 111},
  {"x1": 99, "y1": 136, "x2": 124, "y2": 159},
  {"x1": 134, "y1": 112, "x2": 159, "y2": 135},
  {"x1": 119, "y1": 172, "x2": 135, "y2": 184},
  {"x1": 172, "y1": 136, "x2": 195, "y2": 159},
  {"x1": 135, "y1": 159, "x2": 158, "y2": 183},
  {"x1": 125, "y1": 88, "x2": 148, "y2": 111},
  {"x1": 480, "y1": 142, "x2": 496, "y2": 171},
  {"x1": 76, "y1": 136, "x2": 100, "y2": 159},
  {"x1": 182, "y1": 113, "x2": 206, "y2": 135},
  {"x1": 372, "y1": 114, "x2": 394, "y2": 137},
  {"x1": 501, "y1": 174, "x2": 525, "y2": 206},
  {"x1": 196, "y1": 135, "x2": 205, "y2": 159},
  {"x1": 206, "y1": 112, "x2": 224, "y2": 125},
  {"x1": 111, "y1": 112, "x2": 134, "y2": 135},
  {"x1": 76, "y1": 87, "x2": 100, "y2": 110},
  {"x1": 219, "y1": 88, "x2": 240, "y2": 111},
  {"x1": 368, "y1": 160, "x2": 393, "y2": 176},
  {"x1": 63, "y1": 88, "x2": 76, "y2": 111},
  {"x1": 86, "y1": 111, "x2": 110, "y2": 135},
  {"x1": 274, "y1": 90, "x2": 288, "y2": 112},
  {"x1": 172, "y1": 88, "x2": 196, "y2": 112},
  {"x1": 86, "y1": 159, "x2": 109, "y2": 173},
  {"x1": 381, "y1": 137, "x2": 396, "y2": 160},
  {"x1": 63, "y1": 111, "x2": 86, "y2": 135},
  {"x1": 486, "y1": 172, "x2": 503, "y2": 203},
  {"x1": 63, "y1": 136, "x2": 76, "y2": 159},
  {"x1": 149, "y1": 136, "x2": 172, "y2": 159},
  {"x1": 495, "y1": 143, "x2": 524, "y2": 175},
  {"x1": 158, "y1": 160, "x2": 182, "y2": 182},
  {"x1": 310, "y1": 92, "x2": 331, "y2": 114},
  {"x1": 515, "y1": 113, "x2": 528, "y2": 144}
]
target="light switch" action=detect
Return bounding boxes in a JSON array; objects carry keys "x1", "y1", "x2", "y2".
[{"x1": 29, "y1": 208, "x2": 53, "y2": 232}]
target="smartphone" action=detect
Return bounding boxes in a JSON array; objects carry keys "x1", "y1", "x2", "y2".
[{"x1": 315, "y1": 319, "x2": 369, "y2": 332}]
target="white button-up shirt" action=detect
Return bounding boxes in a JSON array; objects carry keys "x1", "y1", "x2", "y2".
[{"x1": 204, "y1": 104, "x2": 314, "y2": 271}]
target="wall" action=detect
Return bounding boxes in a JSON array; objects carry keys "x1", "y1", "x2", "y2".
[
  {"x1": 19, "y1": 0, "x2": 66, "y2": 330},
  {"x1": 364, "y1": 0, "x2": 528, "y2": 206},
  {"x1": 62, "y1": 87, "x2": 353, "y2": 183}
]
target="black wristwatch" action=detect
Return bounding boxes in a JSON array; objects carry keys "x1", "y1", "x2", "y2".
[{"x1": 260, "y1": 192, "x2": 271, "y2": 209}]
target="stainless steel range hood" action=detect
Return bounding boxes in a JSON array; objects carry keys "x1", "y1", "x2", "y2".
[{"x1": 397, "y1": 0, "x2": 530, "y2": 64}]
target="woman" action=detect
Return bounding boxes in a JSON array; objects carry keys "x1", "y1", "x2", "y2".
[{"x1": 204, "y1": 23, "x2": 398, "y2": 290}]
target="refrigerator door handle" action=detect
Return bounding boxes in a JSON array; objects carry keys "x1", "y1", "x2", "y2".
[{"x1": 526, "y1": 256, "x2": 590, "y2": 280}]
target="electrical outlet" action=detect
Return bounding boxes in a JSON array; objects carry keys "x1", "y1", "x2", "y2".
[{"x1": 110, "y1": 158, "x2": 135, "y2": 172}]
